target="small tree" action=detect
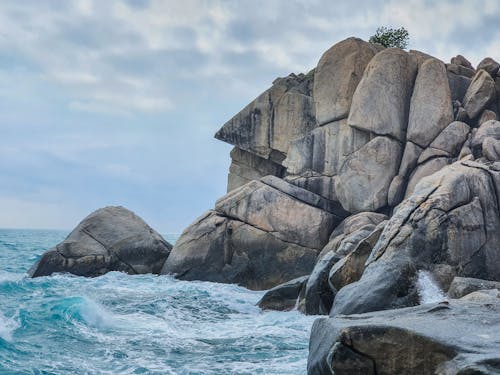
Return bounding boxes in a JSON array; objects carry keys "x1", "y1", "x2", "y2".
[{"x1": 369, "y1": 26, "x2": 409, "y2": 49}]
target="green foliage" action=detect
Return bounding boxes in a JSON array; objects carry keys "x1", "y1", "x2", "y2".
[{"x1": 369, "y1": 26, "x2": 409, "y2": 49}]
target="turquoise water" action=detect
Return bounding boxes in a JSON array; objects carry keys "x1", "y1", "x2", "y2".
[{"x1": 0, "y1": 229, "x2": 315, "y2": 374}]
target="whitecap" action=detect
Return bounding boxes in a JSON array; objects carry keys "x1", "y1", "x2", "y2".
[{"x1": 0, "y1": 311, "x2": 20, "y2": 342}]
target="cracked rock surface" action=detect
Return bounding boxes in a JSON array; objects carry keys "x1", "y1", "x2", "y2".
[
  {"x1": 308, "y1": 300, "x2": 500, "y2": 375},
  {"x1": 29, "y1": 206, "x2": 172, "y2": 278}
]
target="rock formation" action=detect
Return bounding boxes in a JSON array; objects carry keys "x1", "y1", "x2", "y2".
[
  {"x1": 28, "y1": 35, "x2": 500, "y2": 374},
  {"x1": 29, "y1": 206, "x2": 172, "y2": 277}
]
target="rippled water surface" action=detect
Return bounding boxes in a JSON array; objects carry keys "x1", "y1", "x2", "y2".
[{"x1": 0, "y1": 229, "x2": 315, "y2": 374}]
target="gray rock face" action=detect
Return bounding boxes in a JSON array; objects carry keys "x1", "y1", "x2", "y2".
[
  {"x1": 470, "y1": 120, "x2": 500, "y2": 151},
  {"x1": 313, "y1": 37, "x2": 379, "y2": 125},
  {"x1": 398, "y1": 141, "x2": 423, "y2": 178},
  {"x1": 348, "y1": 48, "x2": 418, "y2": 141},
  {"x1": 303, "y1": 251, "x2": 341, "y2": 315},
  {"x1": 405, "y1": 157, "x2": 451, "y2": 198},
  {"x1": 331, "y1": 160, "x2": 500, "y2": 316},
  {"x1": 483, "y1": 137, "x2": 500, "y2": 161},
  {"x1": 447, "y1": 72, "x2": 471, "y2": 102},
  {"x1": 335, "y1": 136, "x2": 403, "y2": 212},
  {"x1": 227, "y1": 147, "x2": 285, "y2": 191},
  {"x1": 257, "y1": 275, "x2": 308, "y2": 311},
  {"x1": 161, "y1": 210, "x2": 318, "y2": 290},
  {"x1": 463, "y1": 70, "x2": 496, "y2": 119},
  {"x1": 215, "y1": 73, "x2": 315, "y2": 161},
  {"x1": 407, "y1": 59, "x2": 454, "y2": 148},
  {"x1": 446, "y1": 63, "x2": 475, "y2": 78},
  {"x1": 162, "y1": 176, "x2": 347, "y2": 290},
  {"x1": 283, "y1": 119, "x2": 371, "y2": 201},
  {"x1": 451, "y1": 54, "x2": 473, "y2": 70},
  {"x1": 328, "y1": 223, "x2": 385, "y2": 293},
  {"x1": 29, "y1": 206, "x2": 172, "y2": 278},
  {"x1": 478, "y1": 109, "x2": 497, "y2": 125},
  {"x1": 477, "y1": 57, "x2": 500, "y2": 77},
  {"x1": 215, "y1": 176, "x2": 343, "y2": 249},
  {"x1": 320, "y1": 212, "x2": 387, "y2": 258},
  {"x1": 448, "y1": 276, "x2": 500, "y2": 299},
  {"x1": 308, "y1": 301, "x2": 500, "y2": 375}
]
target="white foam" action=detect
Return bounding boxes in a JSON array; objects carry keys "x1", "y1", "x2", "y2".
[
  {"x1": 0, "y1": 311, "x2": 20, "y2": 342},
  {"x1": 417, "y1": 270, "x2": 447, "y2": 304}
]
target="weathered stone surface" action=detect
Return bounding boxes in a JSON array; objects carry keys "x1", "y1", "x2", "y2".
[
  {"x1": 405, "y1": 157, "x2": 450, "y2": 198},
  {"x1": 227, "y1": 147, "x2": 285, "y2": 192},
  {"x1": 451, "y1": 54, "x2": 474, "y2": 70},
  {"x1": 477, "y1": 57, "x2": 500, "y2": 77},
  {"x1": 161, "y1": 210, "x2": 318, "y2": 290},
  {"x1": 314, "y1": 37, "x2": 379, "y2": 125},
  {"x1": 398, "y1": 141, "x2": 423, "y2": 178},
  {"x1": 446, "y1": 63, "x2": 475, "y2": 78},
  {"x1": 283, "y1": 119, "x2": 372, "y2": 202},
  {"x1": 331, "y1": 160, "x2": 500, "y2": 316},
  {"x1": 308, "y1": 301, "x2": 500, "y2": 375},
  {"x1": 416, "y1": 121, "x2": 470, "y2": 164},
  {"x1": 215, "y1": 73, "x2": 315, "y2": 161},
  {"x1": 483, "y1": 137, "x2": 500, "y2": 161},
  {"x1": 463, "y1": 70, "x2": 496, "y2": 119},
  {"x1": 328, "y1": 222, "x2": 385, "y2": 293},
  {"x1": 271, "y1": 89, "x2": 316, "y2": 154},
  {"x1": 303, "y1": 251, "x2": 341, "y2": 315},
  {"x1": 29, "y1": 206, "x2": 172, "y2": 278},
  {"x1": 407, "y1": 59, "x2": 454, "y2": 148},
  {"x1": 283, "y1": 119, "x2": 370, "y2": 180},
  {"x1": 348, "y1": 48, "x2": 418, "y2": 141},
  {"x1": 387, "y1": 175, "x2": 405, "y2": 206},
  {"x1": 214, "y1": 177, "x2": 341, "y2": 250},
  {"x1": 470, "y1": 120, "x2": 500, "y2": 151},
  {"x1": 447, "y1": 72, "x2": 471, "y2": 102},
  {"x1": 320, "y1": 212, "x2": 388, "y2": 258},
  {"x1": 257, "y1": 275, "x2": 308, "y2": 311},
  {"x1": 409, "y1": 49, "x2": 435, "y2": 67},
  {"x1": 335, "y1": 136, "x2": 403, "y2": 212},
  {"x1": 478, "y1": 109, "x2": 497, "y2": 125},
  {"x1": 448, "y1": 276, "x2": 500, "y2": 299}
]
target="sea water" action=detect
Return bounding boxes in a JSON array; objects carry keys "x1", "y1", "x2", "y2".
[{"x1": 0, "y1": 229, "x2": 316, "y2": 374}]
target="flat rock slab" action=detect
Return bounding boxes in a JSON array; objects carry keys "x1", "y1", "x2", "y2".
[
  {"x1": 308, "y1": 301, "x2": 500, "y2": 375},
  {"x1": 29, "y1": 206, "x2": 172, "y2": 277}
]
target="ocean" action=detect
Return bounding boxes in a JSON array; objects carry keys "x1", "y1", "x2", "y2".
[{"x1": 0, "y1": 229, "x2": 316, "y2": 374}]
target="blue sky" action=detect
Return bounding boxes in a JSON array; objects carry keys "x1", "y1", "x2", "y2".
[{"x1": 1, "y1": 0, "x2": 499, "y2": 233}]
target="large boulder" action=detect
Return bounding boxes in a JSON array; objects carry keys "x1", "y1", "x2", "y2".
[
  {"x1": 335, "y1": 136, "x2": 403, "y2": 212},
  {"x1": 257, "y1": 275, "x2": 308, "y2": 311},
  {"x1": 331, "y1": 160, "x2": 500, "y2": 316},
  {"x1": 313, "y1": 37, "x2": 380, "y2": 125},
  {"x1": 477, "y1": 57, "x2": 500, "y2": 78},
  {"x1": 347, "y1": 48, "x2": 418, "y2": 141},
  {"x1": 308, "y1": 301, "x2": 500, "y2": 375},
  {"x1": 448, "y1": 276, "x2": 500, "y2": 298},
  {"x1": 215, "y1": 73, "x2": 315, "y2": 162},
  {"x1": 463, "y1": 69, "x2": 496, "y2": 119},
  {"x1": 161, "y1": 176, "x2": 348, "y2": 290},
  {"x1": 407, "y1": 58, "x2": 454, "y2": 148},
  {"x1": 29, "y1": 206, "x2": 172, "y2": 278}
]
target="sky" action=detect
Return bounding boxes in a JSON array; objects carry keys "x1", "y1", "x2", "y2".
[{"x1": 0, "y1": 0, "x2": 499, "y2": 233}]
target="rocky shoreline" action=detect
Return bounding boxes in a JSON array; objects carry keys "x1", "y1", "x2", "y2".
[{"x1": 30, "y1": 37, "x2": 500, "y2": 374}]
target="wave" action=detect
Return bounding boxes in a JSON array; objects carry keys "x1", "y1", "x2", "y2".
[{"x1": 0, "y1": 311, "x2": 20, "y2": 343}]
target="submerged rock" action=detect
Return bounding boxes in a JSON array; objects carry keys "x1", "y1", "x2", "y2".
[
  {"x1": 29, "y1": 206, "x2": 172, "y2": 278},
  {"x1": 308, "y1": 301, "x2": 500, "y2": 374}
]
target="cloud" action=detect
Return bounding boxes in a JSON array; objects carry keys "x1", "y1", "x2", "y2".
[{"x1": 0, "y1": 0, "x2": 499, "y2": 232}]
